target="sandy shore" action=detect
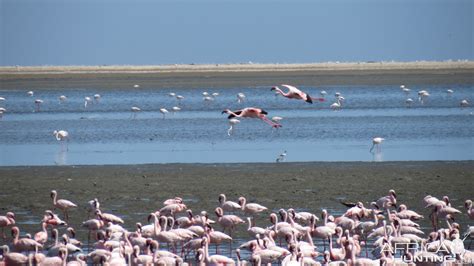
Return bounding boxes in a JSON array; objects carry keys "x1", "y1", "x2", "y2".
[
  {"x1": 1, "y1": 61, "x2": 473, "y2": 89},
  {"x1": 0, "y1": 161, "x2": 472, "y2": 247}
]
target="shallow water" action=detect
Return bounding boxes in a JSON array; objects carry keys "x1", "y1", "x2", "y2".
[{"x1": 0, "y1": 85, "x2": 472, "y2": 166}]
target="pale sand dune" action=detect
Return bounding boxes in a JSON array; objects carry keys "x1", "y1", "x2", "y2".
[
  {"x1": 1, "y1": 61, "x2": 473, "y2": 89},
  {"x1": 1, "y1": 61, "x2": 473, "y2": 74}
]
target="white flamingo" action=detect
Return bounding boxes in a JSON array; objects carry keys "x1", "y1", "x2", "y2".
[
  {"x1": 237, "y1": 93, "x2": 246, "y2": 103},
  {"x1": 27, "y1": 91, "x2": 34, "y2": 96},
  {"x1": 34, "y1": 99, "x2": 43, "y2": 111},
  {"x1": 53, "y1": 130, "x2": 69, "y2": 150},
  {"x1": 159, "y1": 108, "x2": 169, "y2": 119},
  {"x1": 59, "y1": 95, "x2": 67, "y2": 103},
  {"x1": 84, "y1": 97, "x2": 92, "y2": 108},
  {"x1": 370, "y1": 137, "x2": 385, "y2": 153},
  {"x1": 227, "y1": 118, "x2": 240, "y2": 136},
  {"x1": 460, "y1": 99, "x2": 469, "y2": 107},
  {"x1": 131, "y1": 106, "x2": 141, "y2": 119}
]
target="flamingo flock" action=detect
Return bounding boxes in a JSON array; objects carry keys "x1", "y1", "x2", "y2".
[
  {"x1": 0, "y1": 84, "x2": 471, "y2": 158},
  {"x1": 0, "y1": 189, "x2": 473, "y2": 265}
]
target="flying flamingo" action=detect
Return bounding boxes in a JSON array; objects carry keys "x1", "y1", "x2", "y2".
[
  {"x1": 227, "y1": 118, "x2": 240, "y2": 136},
  {"x1": 271, "y1": 84, "x2": 324, "y2": 103},
  {"x1": 370, "y1": 137, "x2": 385, "y2": 153},
  {"x1": 53, "y1": 130, "x2": 69, "y2": 150},
  {"x1": 50, "y1": 190, "x2": 77, "y2": 222},
  {"x1": 222, "y1": 108, "x2": 282, "y2": 128}
]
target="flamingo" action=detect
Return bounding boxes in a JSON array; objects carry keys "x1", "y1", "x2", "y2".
[
  {"x1": 11, "y1": 226, "x2": 43, "y2": 252},
  {"x1": 133, "y1": 84, "x2": 140, "y2": 88},
  {"x1": 370, "y1": 137, "x2": 385, "y2": 153},
  {"x1": 27, "y1": 90, "x2": 34, "y2": 96},
  {"x1": 214, "y1": 207, "x2": 245, "y2": 237},
  {"x1": 84, "y1": 97, "x2": 92, "y2": 108},
  {"x1": 465, "y1": 200, "x2": 474, "y2": 220},
  {"x1": 418, "y1": 90, "x2": 430, "y2": 104},
  {"x1": 196, "y1": 237, "x2": 235, "y2": 265},
  {"x1": 0, "y1": 212, "x2": 15, "y2": 239},
  {"x1": 53, "y1": 130, "x2": 69, "y2": 150},
  {"x1": 446, "y1": 89, "x2": 454, "y2": 94},
  {"x1": 218, "y1": 194, "x2": 241, "y2": 213},
  {"x1": 271, "y1": 116, "x2": 283, "y2": 124},
  {"x1": 51, "y1": 190, "x2": 77, "y2": 221},
  {"x1": 276, "y1": 150, "x2": 287, "y2": 162},
  {"x1": 237, "y1": 93, "x2": 246, "y2": 103},
  {"x1": 238, "y1": 197, "x2": 268, "y2": 216},
  {"x1": 405, "y1": 98, "x2": 414, "y2": 107},
  {"x1": 33, "y1": 222, "x2": 48, "y2": 245},
  {"x1": 227, "y1": 118, "x2": 240, "y2": 136},
  {"x1": 320, "y1": 90, "x2": 328, "y2": 97},
  {"x1": 59, "y1": 95, "x2": 67, "y2": 103},
  {"x1": 330, "y1": 98, "x2": 342, "y2": 111},
  {"x1": 159, "y1": 108, "x2": 169, "y2": 119},
  {"x1": 169, "y1": 92, "x2": 176, "y2": 97},
  {"x1": 171, "y1": 106, "x2": 181, "y2": 113},
  {"x1": 460, "y1": 99, "x2": 469, "y2": 107},
  {"x1": 34, "y1": 99, "x2": 43, "y2": 111},
  {"x1": 0, "y1": 245, "x2": 29, "y2": 265},
  {"x1": 94, "y1": 94, "x2": 101, "y2": 102},
  {"x1": 176, "y1": 95, "x2": 184, "y2": 102},
  {"x1": 131, "y1": 106, "x2": 141, "y2": 119},
  {"x1": 222, "y1": 108, "x2": 282, "y2": 128},
  {"x1": 271, "y1": 84, "x2": 324, "y2": 103}
]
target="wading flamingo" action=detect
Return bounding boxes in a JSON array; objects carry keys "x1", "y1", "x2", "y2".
[
  {"x1": 160, "y1": 108, "x2": 169, "y2": 119},
  {"x1": 370, "y1": 137, "x2": 385, "y2": 153},
  {"x1": 0, "y1": 212, "x2": 15, "y2": 239},
  {"x1": 51, "y1": 190, "x2": 77, "y2": 222},
  {"x1": 227, "y1": 118, "x2": 240, "y2": 136},
  {"x1": 222, "y1": 108, "x2": 281, "y2": 128},
  {"x1": 131, "y1": 106, "x2": 141, "y2": 119},
  {"x1": 460, "y1": 99, "x2": 469, "y2": 108},
  {"x1": 59, "y1": 95, "x2": 67, "y2": 103},
  {"x1": 34, "y1": 99, "x2": 43, "y2": 111},
  {"x1": 237, "y1": 93, "x2": 246, "y2": 103},
  {"x1": 53, "y1": 130, "x2": 69, "y2": 150},
  {"x1": 84, "y1": 97, "x2": 92, "y2": 108}
]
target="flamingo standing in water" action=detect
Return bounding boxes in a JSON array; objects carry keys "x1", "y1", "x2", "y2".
[
  {"x1": 84, "y1": 97, "x2": 92, "y2": 108},
  {"x1": 406, "y1": 98, "x2": 414, "y2": 107},
  {"x1": 53, "y1": 130, "x2": 69, "y2": 150},
  {"x1": 460, "y1": 99, "x2": 469, "y2": 108},
  {"x1": 59, "y1": 95, "x2": 67, "y2": 103},
  {"x1": 222, "y1": 108, "x2": 281, "y2": 128},
  {"x1": 0, "y1": 212, "x2": 15, "y2": 239},
  {"x1": 50, "y1": 190, "x2": 77, "y2": 222},
  {"x1": 34, "y1": 99, "x2": 44, "y2": 111},
  {"x1": 370, "y1": 137, "x2": 385, "y2": 153},
  {"x1": 227, "y1": 118, "x2": 240, "y2": 136},
  {"x1": 131, "y1": 106, "x2": 141, "y2": 119},
  {"x1": 237, "y1": 93, "x2": 246, "y2": 103},
  {"x1": 159, "y1": 108, "x2": 169, "y2": 119},
  {"x1": 271, "y1": 84, "x2": 324, "y2": 104},
  {"x1": 27, "y1": 91, "x2": 34, "y2": 96}
]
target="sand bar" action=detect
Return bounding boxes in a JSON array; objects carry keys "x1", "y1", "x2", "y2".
[{"x1": 1, "y1": 61, "x2": 473, "y2": 89}]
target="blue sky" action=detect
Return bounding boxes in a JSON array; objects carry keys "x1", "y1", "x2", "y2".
[{"x1": 1, "y1": 0, "x2": 472, "y2": 66}]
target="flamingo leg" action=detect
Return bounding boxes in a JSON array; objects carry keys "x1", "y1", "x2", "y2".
[
  {"x1": 260, "y1": 117, "x2": 281, "y2": 128},
  {"x1": 370, "y1": 144, "x2": 375, "y2": 153}
]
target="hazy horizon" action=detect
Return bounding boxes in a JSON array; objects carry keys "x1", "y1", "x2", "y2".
[{"x1": 1, "y1": 0, "x2": 473, "y2": 66}]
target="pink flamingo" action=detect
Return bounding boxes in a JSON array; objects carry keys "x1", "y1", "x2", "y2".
[
  {"x1": 222, "y1": 108, "x2": 282, "y2": 128},
  {"x1": 0, "y1": 212, "x2": 15, "y2": 239},
  {"x1": 271, "y1": 84, "x2": 324, "y2": 103},
  {"x1": 0, "y1": 245, "x2": 29, "y2": 265},
  {"x1": 238, "y1": 197, "x2": 268, "y2": 216},
  {"x1": 50, "y1": 190, "x2": 77, "y2": 222},
  {"x1": 465, "y1": 200, "x2": 474, "y2": 220},
  {"x1": 33, "y1": 222, "x2": 48, "y2": 245},
  {"x1": 11, "y1": 226, "x2": 43, "y2": 252},
  {"x1": 218, "y1": 194, "x2": 241, "y2": 213},
  {"x1": 214, "y1": 207, "x2": 245, "y2": 237}
]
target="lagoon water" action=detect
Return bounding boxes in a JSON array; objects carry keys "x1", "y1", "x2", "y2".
[{"x1": 0, "y1": 85, "x2": 472, "y2": 166}]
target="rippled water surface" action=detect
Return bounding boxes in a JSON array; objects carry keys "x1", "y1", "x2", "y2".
[{"x1": 0, "y1": 85, "x2": 472, "y2": 166}]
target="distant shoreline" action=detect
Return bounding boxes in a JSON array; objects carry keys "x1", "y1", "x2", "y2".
[
  {"x1": 1, "y1": 61, "x2": 473, "y2": 89},
  {"x1": 1, "y1": 61, "x2": 473, "y2": 74}
]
